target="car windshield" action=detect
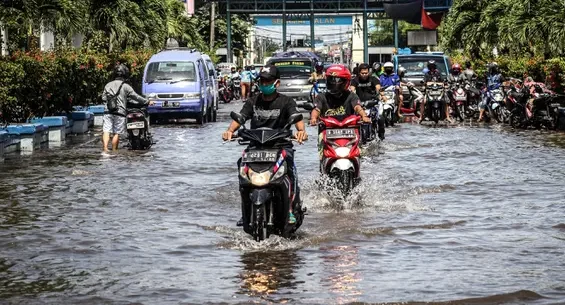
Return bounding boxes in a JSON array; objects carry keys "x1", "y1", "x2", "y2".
[
  {"x1": 270, "y1": 60, "x2": 312, "y2": 78},
  {"x1": 397, "y1": 57, "x2": 448, "y2": 77},
  {"x1": 146, "y1": 61, "x2": 196, "y2": 83}
]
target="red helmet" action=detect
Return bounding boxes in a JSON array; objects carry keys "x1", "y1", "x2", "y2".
[
  {"x1": 325, "y1": 64, "x2": 351, "y2": 97},
  {"x1": 452, "y1": 63, "x2": 461, "y2": 73}
]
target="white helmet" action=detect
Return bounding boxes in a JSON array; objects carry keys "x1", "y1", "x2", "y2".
[{"x1": 383, "y1": 62, "x2": 394, "y2": 68}]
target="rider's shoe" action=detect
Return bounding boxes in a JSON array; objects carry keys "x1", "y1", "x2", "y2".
[{"x1": 288, "y1": 212, "x2": 296, "y2": 224}]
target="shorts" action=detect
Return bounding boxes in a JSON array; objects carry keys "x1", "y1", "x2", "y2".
[
  {"x1": 103, "y1": 114, "x2": 126, "y2": 135},
  {"x1": 478, "y1": 98, "x2": 488, "y2": 110}
]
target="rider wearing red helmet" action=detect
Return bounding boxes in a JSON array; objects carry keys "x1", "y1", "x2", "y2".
[
  {"x1": 309, "y1": 64, "x2": 371, "y2": 124},
  {"x1": 448, "y1": 63, "x2": 464, "y2": 83}
]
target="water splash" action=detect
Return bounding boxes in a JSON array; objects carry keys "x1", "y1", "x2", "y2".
[{"x1": 302, "y1": 173, "x2": 431, "y2": 214}]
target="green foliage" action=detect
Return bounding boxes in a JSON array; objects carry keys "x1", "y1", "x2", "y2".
[
  {"x1": 0, "y1": 48, "x2": 158, "y2": 123},
  {"x1": 440, "y1": 0, "x2": 565, "y2": 59},
  {"x1": 0, "y1": 0, "x2": 251, "y2": 55}
]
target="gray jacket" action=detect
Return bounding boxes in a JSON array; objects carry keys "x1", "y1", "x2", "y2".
[{"x1": 102, "y1": 79, "x2": 148, "y2": 116}]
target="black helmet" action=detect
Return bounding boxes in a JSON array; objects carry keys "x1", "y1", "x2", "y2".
[
  {"x1": 315, "y1": 61, "x2": 324, "y2": 73},
  {"x1": 427, "y1": 60, "x2": 436, "y2": 71},
  {"x1": 465, "y1": 60, "x2": 472, "y2": 69},
  {"x1": 489, "y1": 62, "x2": 499, "y2": 74},
  {"x1": 114, "y1": 64, "x2": 130, "y2": 79},
  {"x1": 373, "y1": 62, "x2": 382, "y2": 72}
]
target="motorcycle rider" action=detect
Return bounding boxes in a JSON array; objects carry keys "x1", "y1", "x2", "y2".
[
  {"x1": 309, "y1": 62, "x2": 326, "y2": 83},
  {"x1": 101, "y1": 64, "x2": 154, "y2": 152},
  {"x1": 372, "y1": 62, "x2": 383, "y2": 78},
  {"x1": 350, "y1": 63, "x2": 385, "y2": 140},
  {"x1": 478, "y1": 62, "x2": 506, "y2": 122},
  {"x1": 463, "y1": 61, "x2": 477, "y2": 82},
  {"x1": 240, "y1": 66, "x2": 253, "y2": 100},
  {"x1": 419, "y1": 60, "x2": 453, "y2": 123},
  {"x1": 379, "y1": 62, "x2": 404, "y2": 119},
  {"x1": 222, "y1": 65, "x2": 308, "y2": 226},
  {"x1": 309, "y1": 64, "x2": 371, "y2": 124}
]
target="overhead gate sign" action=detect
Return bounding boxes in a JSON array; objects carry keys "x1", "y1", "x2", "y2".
[{"x1": 254, "y1": 16, "x2": 352, "y2": 26}]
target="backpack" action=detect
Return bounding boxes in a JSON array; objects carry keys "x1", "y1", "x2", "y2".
[{"x1": 107, "y1": 81, "x2": 125, "y2": 114}]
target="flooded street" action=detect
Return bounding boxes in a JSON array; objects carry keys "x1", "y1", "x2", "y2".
[{"x1": 1, "y1": 102, "x2": 565, "y2": 305}]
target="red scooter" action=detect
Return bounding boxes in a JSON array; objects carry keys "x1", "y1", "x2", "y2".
[{"x1": 318, "y1": 114, "x2": 362, "y2": 196}]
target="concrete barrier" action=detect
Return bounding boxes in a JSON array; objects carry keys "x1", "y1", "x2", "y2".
[
  {"x1": 3, "y1": 131, "x2": 21, "y2": 154},
  {"x1": 0, "y1": 130, "x2": 6, "y2": 162},
  {"x1": 30, "y1": 116, "x2": 67, "y2": 145},
  {"x1": 70, "y1": 111, "x2": 92, "y2": 134},
  {"x1": 88, "y1": 105, "x2": 105, "y2": 126},
  {"x1": 5, "y1": 124, "x2": 45, "y2": 154}
]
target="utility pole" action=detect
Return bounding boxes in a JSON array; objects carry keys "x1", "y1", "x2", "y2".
[{"x1": 209, "y1": 2, "x2": 215, "y2": 48}]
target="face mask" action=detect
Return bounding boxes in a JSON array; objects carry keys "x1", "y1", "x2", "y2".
[
  {"x1": 385, "y1": 68, "x2": 393, "y2": 74},
  {"x1": 259, "y1": 80, "x2": 278, "y2": 95}
]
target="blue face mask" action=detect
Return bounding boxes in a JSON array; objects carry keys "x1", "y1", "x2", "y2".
[{"x1": 259, "y1": 80, "x2": 278, "y2": 95}]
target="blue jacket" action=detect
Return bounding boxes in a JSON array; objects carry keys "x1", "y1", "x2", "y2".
[{"x1": 379, "y1": 73, "x2": 400, "y2": 88}]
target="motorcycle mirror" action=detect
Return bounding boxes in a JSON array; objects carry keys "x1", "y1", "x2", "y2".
[
  {"x1": 302, "y1": 103, "x2": 315, "y2": 111},
  {"x1": 230, "y1": 111, "x2": 246, "y2": 126},
  {"x1": 284, "y1": 113, "x2": 304, "y2": 129}
]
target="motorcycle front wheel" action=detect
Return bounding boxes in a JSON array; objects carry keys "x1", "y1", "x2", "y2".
[{"x1": 252, "y1": 204, "x2": 267, "y2": 242}]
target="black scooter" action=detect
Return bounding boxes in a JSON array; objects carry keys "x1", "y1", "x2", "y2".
[
  {"x1": 126, "y1": 108, "x2": 153, "y2": 150},
  {"x1": 227, "y1": 112, "x2": 306, "y2": 242}
]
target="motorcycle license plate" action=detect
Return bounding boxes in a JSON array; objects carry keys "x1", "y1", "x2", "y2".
[
  {"x1": 455, "y1": 96, "x2": 467, "y2": 101},
  {"x1": 127, "y1": 121, "x2": 144, "y2": 129},
  {"x1": 242, "y1": 150, "x2": 278, "y2": 163},
  {"x1": 162, "y1": 101, "x2": 180, "y2": 108},
  {"x1": 326, "y1": 128, "x2": 356, "y2": 139}
]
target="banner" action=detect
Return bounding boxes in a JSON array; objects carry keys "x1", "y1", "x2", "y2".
[
  {"x1": 421, "y1": 10, "x2": 444, "y2": 30},
  {"x1": 383, "y1": 0, "x2": 422, "y2": 25},
  {"x1": 383, "y1": 0, "x2": 445, "y2": 29}
]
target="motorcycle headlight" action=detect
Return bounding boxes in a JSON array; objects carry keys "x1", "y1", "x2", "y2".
[
  {"x1": 248, "y1": 168, "x2": 271, "y2": 186},
  {"x1": 335, "y1": 147, "x2": 351, "y2": 158},
  {"x1": 271, "y1": 162, "x2": 286, "y2": 181},
  {"x1": 184, "y1": 92, "x2": 200, "y2": 99}
]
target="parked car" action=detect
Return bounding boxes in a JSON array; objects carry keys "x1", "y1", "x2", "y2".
[
  {"x1": 142, "y1": 48, "x2": 217, "y2": 124},
  {"x1": 202, "y1": 54, "x2": 219, "y2": 112}
]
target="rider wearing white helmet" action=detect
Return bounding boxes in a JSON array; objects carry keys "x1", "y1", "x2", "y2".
[{"x1": 379, "y1": 62, "x2": 404, "y2": 118}]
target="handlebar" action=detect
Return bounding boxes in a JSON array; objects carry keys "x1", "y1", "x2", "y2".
[{"x1": 222, "y1": 134, "x2": 305, "y2": 145}]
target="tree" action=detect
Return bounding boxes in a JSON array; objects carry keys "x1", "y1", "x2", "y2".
[{"x1": 439, "y1": 0, "x2": 565, "y2": 60}]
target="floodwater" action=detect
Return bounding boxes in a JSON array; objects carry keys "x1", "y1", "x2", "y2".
[{"x1": 1, "y1": 103, "x2": 564, "y2": 305}]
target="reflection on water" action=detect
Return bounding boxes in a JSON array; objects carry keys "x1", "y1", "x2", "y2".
[
  {"x1": 237, "y1": 250, "x2": 303, "y2": 303},
  {"x1": 320, "y1": 245, "x2": 362, "y2": 304}
]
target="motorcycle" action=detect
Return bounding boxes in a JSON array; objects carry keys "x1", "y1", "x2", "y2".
[
  {"x1": 227, "y1": 112, "x2": 306, "y2": 242},
  {"x1": 231, "y1": 77, "x2": 241, "y2": 100},
  {"x1": 360, "y1": 100, "x2": 381, "y2": 144},
  {"x1": 318, "y1": 114, "x2": 362, "y2": 196},
  {"x1": 423, "y1": 81, "x2": 447, "y2": 124},
  {"x1": 310, "y1": 79, "x2": 327, "y2": 103},
  {"x1": 218, "y1": 78, "x2": 233, "y2": 103},
  {"x1": 381, "y1": 86, "x2": 398, "y2": 127},
  {"x1": 484, "y1": 85, "x2": 507, "y2": 123},
  {"x1": 126, "y1": 108, "x2": 153, "y2": 150},
  {"x1": 465, "y1": 79, "x2": 482, "y2": 118},
  {"x1": 450, "y1": 82, "x2": 468, "y2": 121},
  {"x1": 401, "y1": 82, "x2": 423, "y2": 117}
]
